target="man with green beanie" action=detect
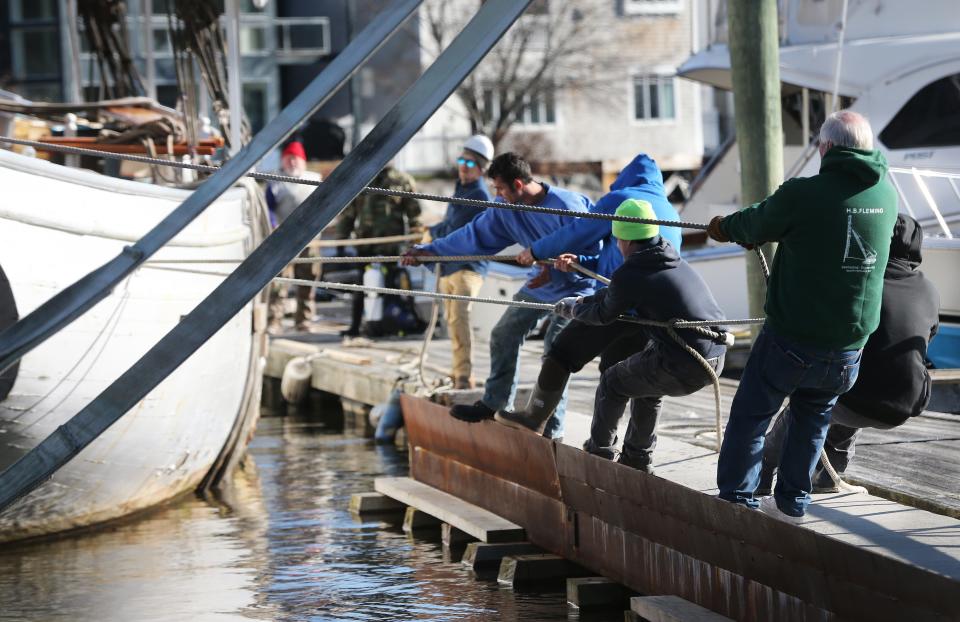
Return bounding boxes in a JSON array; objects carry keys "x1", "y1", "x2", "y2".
[
  {"x1": 498, "y1": 199, "x2": 728, "y2": 473},
  {"x1": 708, "y1": 110, "x2": 898, "y2": 519}
]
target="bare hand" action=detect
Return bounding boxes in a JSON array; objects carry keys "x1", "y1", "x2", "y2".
[
  {"x1": 706, "y1": 216, "x2": 730, "y2": 243},
  {"x1": 553, "y1": 253, "x2": 578, "y2": 273},
  {"x1": 400, "y1": 247, "x2": 435, "y2": 266},
  {"x1": 526, "y1": 264, "x2": 551, "y2": 289},
  {"x1": 516, "y1": 247, "x2": 536, "y2": 267}
]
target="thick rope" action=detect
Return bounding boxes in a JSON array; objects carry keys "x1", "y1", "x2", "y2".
[
  {"x1": 0, "y1": 136, "x2": 706, "y2": 229},
  {"x1": 146, "y1": 253, "x2": 522, "y2": 265}
]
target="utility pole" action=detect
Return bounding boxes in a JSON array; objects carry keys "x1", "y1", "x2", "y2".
[{"x1": 727, "y1": 0, "x2": 783, "y2": 326}]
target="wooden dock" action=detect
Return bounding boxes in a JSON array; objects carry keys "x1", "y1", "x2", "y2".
[
  {"x1": 264, "y1": 303, "x2": 960, "y2": 519},
  {"x1": 272, "y1": 304, "x2": 960, "y2": 619}
]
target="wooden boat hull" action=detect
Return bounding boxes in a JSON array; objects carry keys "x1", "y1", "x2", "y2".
[{"x1": 0, "y1": 149, "x2": 268, "y2": 543}]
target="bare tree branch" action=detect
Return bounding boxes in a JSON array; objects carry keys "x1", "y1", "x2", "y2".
[{"x1": 421, "y1": 0, "x2": 620, "y2": 150}]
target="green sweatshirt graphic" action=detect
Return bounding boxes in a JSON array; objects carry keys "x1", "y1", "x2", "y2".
[{"x1": 721, "y1": 147, "x2": 898, "y2": 350}]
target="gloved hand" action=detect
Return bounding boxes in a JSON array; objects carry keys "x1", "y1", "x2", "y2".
[
  {"x1": 707, "y1": 216, "x2": 730, "y2": 243},
  {"x1": 554, "y1": 296, "x2": 580, "y2": 320}
]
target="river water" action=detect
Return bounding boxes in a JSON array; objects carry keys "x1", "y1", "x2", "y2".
[{"x1": 0, "y1": 414, "x2": 621, "y2": 621}]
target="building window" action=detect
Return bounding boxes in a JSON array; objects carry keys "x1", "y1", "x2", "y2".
[
  {"x1": 481, "y1": 87, "x2": 556, "y2": 127},
  {"x1": 622, "y1": 0, "x2": 683, "y2": 16},
  {"x1": 275, "y1": 17, "x2": 330, "y2": 58},
  {"x1": 10, "y1": 0, "x2": 57, "y2": 21},
  {"x1": 879, "y1": 73, "x2": 960, "y2": 150},
  {"x1": 240, "y1": 25, "x2": 268, "y2": 55},
  {"x1": 633, "y1": 75, "x2": 675, "y2": 121},
  {"x1": 243, "y1": 82, "x2": 268, "y2": 133},
  {"x1": 520, "y1": 91, "x2": 556, "y2": 125},
  {"x1": 10, "y1": 28, "x2": 60, "y2": 79}
]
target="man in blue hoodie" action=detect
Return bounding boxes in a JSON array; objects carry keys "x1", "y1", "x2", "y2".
[
  {"x1": 496, "y1": 156, "x2": 683, "y2": 441},
  {"x1": 403, "y1": 153, "x2": 597, "y2": 438}
]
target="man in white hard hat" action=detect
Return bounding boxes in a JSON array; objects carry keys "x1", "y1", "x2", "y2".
[{"x1": 424, "y1": 134, "x2": 495, "y2": 388}]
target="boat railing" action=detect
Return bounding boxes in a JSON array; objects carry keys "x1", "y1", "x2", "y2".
[{"x1": 889, "y1": 167, "x2": 959, "y2": 239}]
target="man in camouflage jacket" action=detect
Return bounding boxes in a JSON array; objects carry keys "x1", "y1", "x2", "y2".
[{"x1": 336, "y1": 165, "x2": 422, "y2": 336}]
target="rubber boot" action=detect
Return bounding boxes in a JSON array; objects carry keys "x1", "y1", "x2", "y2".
[
  {"x1": 495, "y1": 357, "x2": 569, "y2": 435},
  {"x1": 583, "y1": 437, "x2": 618, "y2": 460}
]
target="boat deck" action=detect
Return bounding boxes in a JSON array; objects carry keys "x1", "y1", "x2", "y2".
[{"x1": 266, "y1": 301, "x2": 960, "y2": 520}]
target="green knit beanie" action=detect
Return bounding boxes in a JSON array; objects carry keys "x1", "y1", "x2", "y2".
[{"x1": 611, "y1": 199, "x2": 659, "y2": 241}]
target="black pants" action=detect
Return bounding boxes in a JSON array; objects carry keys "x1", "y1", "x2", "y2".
[{"x1": 546, "y1": 319, "x2": 651, "y2": 375}]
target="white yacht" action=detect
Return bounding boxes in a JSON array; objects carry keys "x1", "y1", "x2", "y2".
[{"x1": 678, "y1": 0, "x2": 960, "y2": 370}]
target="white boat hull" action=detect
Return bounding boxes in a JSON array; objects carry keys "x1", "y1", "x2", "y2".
[{"x1": 0, "y1": 150, "x2": 268, "y2": 542}]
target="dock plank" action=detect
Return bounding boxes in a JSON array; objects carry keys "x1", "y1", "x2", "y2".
[{"x1": 374, "y1": 476, "x2": 525, "y2": 543}]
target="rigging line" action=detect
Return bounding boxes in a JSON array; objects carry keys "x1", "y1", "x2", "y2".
[
  {"x1": 143, "y1": 264, "x2": 764, "y2": 332},
  {"x1": 24, "y1": 286, "x2": 132, "y2": 431},
  {"x1": 12, "y1": 281, "x2": 132, "y2": 421},
  {"x1": 0, "y1": 135, "x2": 707, "y2": 230},
  {"x1": 146, "y1": 254, "x2": 523, "y2": 265},
  {"x1": 272, "y1": 276, "x2": 763, "y2": 331}
]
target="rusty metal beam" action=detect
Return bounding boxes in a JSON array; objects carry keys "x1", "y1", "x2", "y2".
[{"x1": 400, "y1": 395, "x2": 959, "y2": 622}]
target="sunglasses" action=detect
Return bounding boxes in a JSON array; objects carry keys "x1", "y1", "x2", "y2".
[{"x1": 457, "y1": 157, "x2": 477, "y2": 168}]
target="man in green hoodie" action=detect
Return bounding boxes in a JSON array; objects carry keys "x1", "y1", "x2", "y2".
[{"x1": 707, "y1": 110, "x2": 898, "y2": 519}]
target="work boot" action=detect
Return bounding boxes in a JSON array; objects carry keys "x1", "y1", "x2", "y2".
[
  {"x1": 495, "y1": 384, "x2": 565, "y2": 434},
  {"x1": 811, "y1": 466, "x2": 841, "y2": 494},
  {"x1": 755, "y1": 463, "x2": 776, "y2": 497},
  {"x1": 450, "y1": 400, "x2": 494, "y2": 423},
  {"x1": 453, "y1": 376, "x2": 475, "y2": 390},
  {"x1": 494, "y1": 357, "x2": 569, "y2": 435},
  {"x1": 617, "y1": 450, "x2": 655, "y2": 475},
  {"x1": 582, "y1": 437, "x2": 619, "y2": 460}
]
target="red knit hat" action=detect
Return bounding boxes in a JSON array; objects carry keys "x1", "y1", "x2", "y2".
[{"x1": 282, "y1": 141, "x2": 306, "y2": 160}]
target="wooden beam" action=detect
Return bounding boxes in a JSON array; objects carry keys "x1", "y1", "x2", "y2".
[
  {"x1": 630, "y1": 596, "x2": 733, "y2": 622},
  {"x1": 375, "y1": 476, "x2": 525, "y2": 543}
]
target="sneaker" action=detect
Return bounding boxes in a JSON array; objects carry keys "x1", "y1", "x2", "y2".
[
  {"x1": 759, "y1": 496, "x2": 804, "y2": 524},
  {"x1": 450, "y1": 400, "x2": 494, "y2": 423},
  {"x1": 617, "y1": 452, "x2": 655, "y2": 475},
  {"x1": 340, "y1": 328, "x2": 361, "y2": 338},
  {"x1": 582, "y1": 437, "x2": 618, "y2": 460}
]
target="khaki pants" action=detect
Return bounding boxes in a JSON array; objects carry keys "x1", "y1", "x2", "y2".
[{"x1": 439, "y1": 269, "x2": 484, "y2": 380}]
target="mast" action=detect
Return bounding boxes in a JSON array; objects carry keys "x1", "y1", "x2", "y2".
[{"x1": 225, "y1": 0, "x2": 243, "y2": 156}]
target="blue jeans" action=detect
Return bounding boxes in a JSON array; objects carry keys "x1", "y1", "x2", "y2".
[
  {"x1": 482, "y1": 291, "x2": 570, "y2": 438},
  {"x1": 717, "y1": 325, "x2": 861, "y2": 516}
]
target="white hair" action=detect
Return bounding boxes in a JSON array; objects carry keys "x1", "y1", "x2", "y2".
[{"x1": 819, "y1": 110, "x2": 874, "y2": 150}]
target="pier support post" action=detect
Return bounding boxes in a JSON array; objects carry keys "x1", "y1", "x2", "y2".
[
  {"x1": 402, "y1": 507, "x2": 442, "y2": 533},
  {"x1": 727, "y1": 0, "x2": 784, "y2": 329}
]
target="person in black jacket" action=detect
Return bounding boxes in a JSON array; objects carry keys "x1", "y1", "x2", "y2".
[
  {"x1": 757, "y1": 214, "x2": 940, "y2": 493},
  {"x1": 498, "y1": 199, "x2": 728, "y2": 472}
]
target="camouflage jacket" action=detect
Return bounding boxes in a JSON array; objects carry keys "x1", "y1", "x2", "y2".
[{"x1": 336, "y1": 167, "x2": 422, "y2": 256}]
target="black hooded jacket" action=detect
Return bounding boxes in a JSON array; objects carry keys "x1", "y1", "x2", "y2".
[
  {"x1": 838, "y1": 215, "x2": 940, "y2": 426},
  {"x1": 572, "y1": 236, "x2": 726, "y2": 359}
]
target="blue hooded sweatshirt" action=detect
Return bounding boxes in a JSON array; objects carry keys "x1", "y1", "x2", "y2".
[
  {"x1": 428, "y1": 178, "x2": 493, "y2": 277},
  {"x1": 530, "y1": 154, "x2": 681, "y2": 282},
  {"x1": 421, "y1": 183, "x2": 597, "y2": 303}
]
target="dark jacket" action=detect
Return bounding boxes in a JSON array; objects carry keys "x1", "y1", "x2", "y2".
[
  {"x1": 720, "y1": 147, "x2": 898, "y2": 350},
  {"x1": 428, "y1": 178, "x2": 493, "y2": 276},
  {"x1": 839, "y1": 216, "x2": 940, "y2": 426},
  {"x1": 573, "y1": 236, "x2": 726, "y2": 358}
]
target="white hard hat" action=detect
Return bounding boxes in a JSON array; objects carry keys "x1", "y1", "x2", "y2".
[{"x1": 463, "y1": 134, "x2": 494, "y2": 163}]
